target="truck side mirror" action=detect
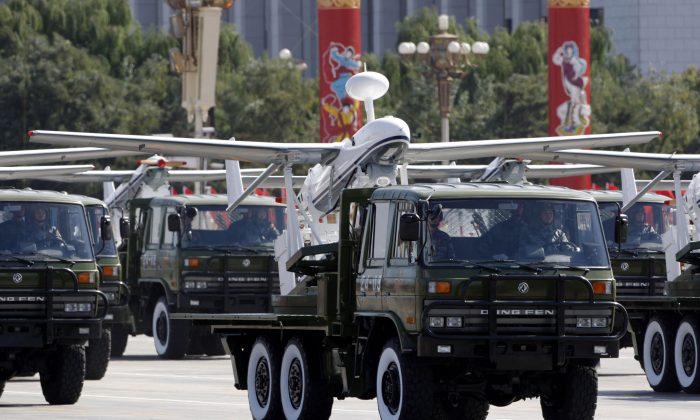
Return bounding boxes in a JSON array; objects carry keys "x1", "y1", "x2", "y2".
[
  {"x1": 119, "y1": 217, "x2": 130, "y2": 238},
  {"x1": 100, "y1": 215, "x2": 113, "y2": 241},
  {"x1": 615, "y1": 214, "x2": 628, "y2": 243},
  {"x1": 399, "y1": 213, "x2": 420, "y2": 242},
  {"x1": 168, "y1": 213, "x2": 182, "y2": 232}
]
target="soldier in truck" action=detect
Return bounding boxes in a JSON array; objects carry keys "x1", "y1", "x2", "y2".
[
  {"x1": 427, "y1": 204, "x2": 455, "y2": 260},
  {"x1": 518, "y1": 203, "x2": 572, "y2": 258},
  {"x1": 25, "y1": 204, "x2": 63, "y2": 246}
]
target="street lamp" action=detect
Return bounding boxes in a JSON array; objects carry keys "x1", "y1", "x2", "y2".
[
  {"x1": 398, "y1": 14, "x2": 489, "y2": 149},
  {"x1": 279, "y1": 48, "x2": 308, "y2": 72}
]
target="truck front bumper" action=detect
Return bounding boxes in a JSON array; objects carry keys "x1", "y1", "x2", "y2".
[{"x1": 0, "y1": 318, "x2": 103, "y2": 348}]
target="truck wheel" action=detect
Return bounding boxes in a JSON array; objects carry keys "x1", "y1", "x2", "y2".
[
  {"x1": 280, "y1": 337, "x2": 333, "y2": 420},
  {"x1": 40, "y1": 344, "x2": 85, "y2": 405},
  {"x1": 110, "y1": 325, "x2": 129, "y2": 358},
  {"x1": 247, "y1": 337, "x2": 283, "y2": 420},
  {"x1": 432, "y1": 394, "x2": 488, "y2": 420},
  {"x1": 643, "y1": 316, "x2": 680, "y2": 391},
  {"x1": 540, "y1": 365, "x2": 597, "y2": 420},
  {"x1": 152, "y1": 297, "x2": 190, "y2": 359},
  {"x1": 674, "y1": 316, "x2": 700, "y2": 393},
  {"x1": 202, "y1": 334, "x2": 226, "y2": 356},
  {"x1": 85, "y1": 328, "x2": 111, "y2": 380},
  {"x1": 376, "y1": 338, "x2": 433, "y2": 420},
  {"x1": 0, "y1": 380, "x2": 5, "y2": 398}
]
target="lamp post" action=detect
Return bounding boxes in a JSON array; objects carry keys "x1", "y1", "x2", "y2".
[
  {"x1": 398, "y1": 15, "x2": 489, "y2": 151},
  {"x1": 278, "y1": 48, "x2": 309, "y2": 72}
]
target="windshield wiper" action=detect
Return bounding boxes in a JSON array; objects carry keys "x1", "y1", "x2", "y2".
[
  {"x1": 0, "y1": 254, "x2": 34, "y2": 266},
  {"x1": 531, "y1": 261, "x2": 590, "y2": 275},
  {"x1": 187, "y1": 245, "x2": 260, "y2": 254},
  {"x1": 27, "y1": 252, "x2": 76, "y2": 266},
  {"x1": 429, "y1": 259, "x2": 500, "y2": 273},
  {"x1": 470, "y1": 259, "x2": 541, "y2": 273}
]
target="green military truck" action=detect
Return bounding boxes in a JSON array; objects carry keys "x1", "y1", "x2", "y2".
[
  {"x1": 587, "y1": 190, "x2": 700, "y2": 393},
  {"x1": 588, "y1": 191, "x2": 674, "y2": 350},
  {"x1": 120, "y1": 193, "x2": 285, "y2": 359},
  {"x1": 74, "y1": 195, "x2": 130, "y2": 371},
  {"x1": 590, "y1": 191, "x2": 672, "y2": 298},
  {"x1": 179, "y1": 184, "x2": 628, "y2": 419},
  {"x1": 0, "y1": 189, "x2": 107, "y2": 404}
]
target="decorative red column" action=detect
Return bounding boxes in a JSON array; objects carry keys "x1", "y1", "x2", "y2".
[
  {"x1": 548, "y1": 0, "x2": 592, "y2": 189},
  {"x1": 317, "y1": 0, "x2": 362, "y2": 143}
]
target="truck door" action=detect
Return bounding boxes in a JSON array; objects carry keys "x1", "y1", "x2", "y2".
[
  {"x1": 158, "y1": 206, "x2": 179, "y2": 294},
  {"x1": 140, "y1": 205, "x2": 164, "y2": 289},
  {"x1": 356, "y1": 202, "x2": 390, "y2": 311},
  {"x1": 382, "y1": 201, "x2": 418, "y2": 328}
]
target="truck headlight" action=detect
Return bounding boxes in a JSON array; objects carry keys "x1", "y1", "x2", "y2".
[
  {"x1": 184, "y1": 281, "x2": 196, "y2": 289},
  {"x1": 592, "y1": 317, "x2": 608, "y2": 328},
  {"x1": 429, "y1": 317, "x2": 445, "y2": 328},
  {"x1": 65, "y1": 303, "x2": 93, "y2": 312},
  {"x1": 446, "y1": 316, "x2": 463, "y2": 328},
  {"x1": 577, "y1": 317, "x2": 592, "y2": 328}
]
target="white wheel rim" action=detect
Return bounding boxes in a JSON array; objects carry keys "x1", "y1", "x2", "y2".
[
  {"x1": 247, "y1": 342, "x2": 273, "y2": 419},
  {"x1": 643, "y1": 320, "x2": 667, "y2": 386},
  {"x1": 152, "y1": 301, "x2": 169, "y2": 355},
  {"x1": 280, "y1": 342, "x2": 305, "y2": 419},
  {"x1": 675, "y1": 321, "x2": 698, "y2": 388},
  {"x1": 376, "y1": 346, "x2": 403, "y2": 420}
]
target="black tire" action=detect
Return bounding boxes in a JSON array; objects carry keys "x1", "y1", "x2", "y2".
[
  {"x1": 0, "y1": 380, "x2": 5, "y2": 399},
  {"x1": 375, "y1": 338, "x2": 433, "y2": 420},
  {"x1": 674, "y1": 316, "x2": 700, "y2": 393},
  {"x1": 201, "y1": 334, "x2": 227, "y2": 357},
  {"x1": 40, "y1": 344, "x2": 85, "y2": 405},
  {"x1": 152, "y1": 297, "x2": 190, "y2": 359},
  {"x1": 85, "y1": 328, "x2": 111, "y2": 380},
  {"x1": 432, "y1": 393, "x2": 489, "y2": 420},
  {"x1": 642, "y1": 316, "x2": 680, "y2": 392},
  {"x1": 110, "y1": 325, "x2": 129, "y2": 358},
  {"x1": 279, "y1": 337, "x2": 333, "y2": 420},
  {"x1": 247, "y1": 337, "x2": 283, "y2": 420},
  {"x1": 541, "y1": 365, "x2": 597, "y2": 420}
]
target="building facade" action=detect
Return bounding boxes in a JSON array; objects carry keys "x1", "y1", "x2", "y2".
[{"x1": 126, "y1": 0, "x2": 700, "y2": 76}]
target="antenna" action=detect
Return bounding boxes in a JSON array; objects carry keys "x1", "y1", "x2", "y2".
[{"x1": 345, "y1": 71, "x2": 389, "y2": 123}]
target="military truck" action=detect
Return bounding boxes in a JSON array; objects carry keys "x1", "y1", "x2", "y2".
[
  {"x1": 75, "y1": 195, "x2": 130, "y2": 370},
  {"x1": 586, "y1": 190, "x2": 700, "y2": 393},
  {"x1": 590, "y1": 191, "x2": 672, "y2": 297},
  {"x1": 120, "y1": 193, "x2": 285, "y2": 359},
  {"x1": 179, "y1": 184, "x2": 628, "y2": 419},
  {"x1": 0, "y1": 189, "x2": 106, "y2": 404}
]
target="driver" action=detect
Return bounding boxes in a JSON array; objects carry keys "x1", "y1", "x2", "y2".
[
  {"x1": 25, "y1": 205, "x2": 62, "y2": 245},
  {"x1": 628, "y1": 206, "x2": 659, "y2": 243},
  {"x1": 521, "y1": 204, "x2": 569, "y2": 250},
  {"x1": 239, "y1": 208, "x2": 280, "y2": 245},
  {"x1": 428, "y1": 205, "x2": 455, "y2": 260}
]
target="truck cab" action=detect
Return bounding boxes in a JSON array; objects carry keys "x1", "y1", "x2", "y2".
[
  {"x1": 123, "y1": 193, "x2": 285, "y2": 358},
  {"x1": 0, "y1": 189, "x2": 106, "y2": 404},
  {"x1": 72, "y1": 195, "x2": 130, "y2": 370},
  {"x1": 590, "y1": 190, "x2": 673, "y2": 297}
]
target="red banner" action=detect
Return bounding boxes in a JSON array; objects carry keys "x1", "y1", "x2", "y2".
[
  {"x1": 548, "y1": 1, "x2": 591, "y2": 189},
  {"x1": 317, "y1": 1, "x2": 362, "y2": 143}
]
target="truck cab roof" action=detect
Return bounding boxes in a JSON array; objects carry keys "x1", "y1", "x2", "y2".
[
  {"x1": 371, "y1": 183, "x2": 598, "y2": 202},
  {"x1": 585, "y1": 190, "x2": 669, "y2": 204}
]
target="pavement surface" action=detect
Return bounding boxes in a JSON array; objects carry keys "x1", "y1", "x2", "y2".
[{"x1": 2, "y1": 336, "x2": 700, "y2": 419}]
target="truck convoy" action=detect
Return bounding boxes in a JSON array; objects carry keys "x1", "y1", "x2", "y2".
[
  {"x1": 0, "y1": 188, "x2": 107, "y2": 404},
  {"x1": 180, "y1": 184, "x2": 628, "y2": 419},
  {"x1": 119, "y1": 193, "x2": 286, "y2": 359}
]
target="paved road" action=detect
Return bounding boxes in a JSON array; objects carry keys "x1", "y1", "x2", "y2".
[{"x1": 2, "y1": 336, "x2": 699, "y2": 419}]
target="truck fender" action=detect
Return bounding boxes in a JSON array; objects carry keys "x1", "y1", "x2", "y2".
[{"x1": 355, "y1": 312, "x2": 415, "y2": 352}]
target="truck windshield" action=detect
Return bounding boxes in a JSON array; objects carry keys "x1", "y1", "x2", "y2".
[
  {"x1": 425, "y1": 198, "x2": 609, "y2": 268},
  {"x1": 598, "y1": 202, "x2": 671, "y2": 252},
  {"x1": 181, "y1": 204, "x2": 285, "y2": 249},
  {"x1": 86, "y1": 205, "x2": 118, "y2": 257},
  {"x1": 0, "y1": 201, "x2": 94, "y2": 260}
]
